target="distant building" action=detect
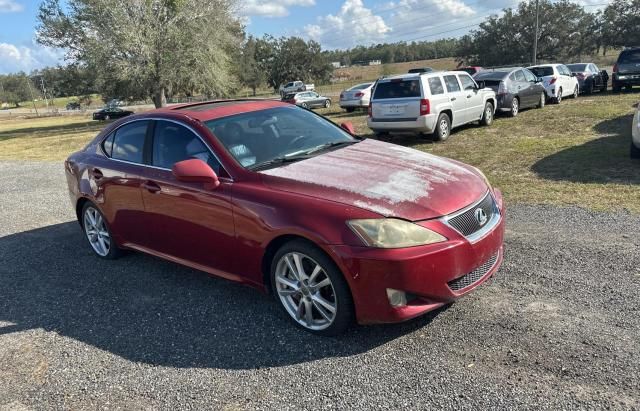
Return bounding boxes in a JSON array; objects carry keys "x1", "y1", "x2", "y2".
[
  {"x1": 331, "y1": 62, "x2": 342, "y2": 68},
  {"x1": 368, "y1": 60, "x2": 382, "y2": 66}
]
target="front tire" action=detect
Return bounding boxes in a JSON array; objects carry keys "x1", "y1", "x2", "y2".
[
  {"x1": 631, "y1": 142, "x2": 640, "y2": 159},
  {"x1": 324, "y1": 99, "x2": 331, "y2": 108},
  {"x1": 572, "y1": 86, "x2": 579, "y2": 99},
  {"x1": 432, "y1": 113, "x2": 451, "y2": 142},
  {"x1": 81, "y1": 202, "x2": 121, "y2": 259},
  {"x1": 271, "y1": 240, "x2": 354, "y2": 336},
  {"x1": 480, "y1": 101, "x2": 494, "y2": 126}
]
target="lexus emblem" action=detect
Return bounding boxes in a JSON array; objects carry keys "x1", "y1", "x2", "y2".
[{"x1": 474, "y1": 208, "x2": 488, "y2": 226}]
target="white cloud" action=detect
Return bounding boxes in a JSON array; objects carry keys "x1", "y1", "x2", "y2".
[
  {"x1": 0, "y1": 0, "x2": 23, "y2": 13},
  {"x1": 383, "y1": 0, "x2": 475, "y2": 43},
  {"x1": 0, "y1": 42, "x2": 64, "y2": 74},
  {"x1": 240, "y1": 0, "x2": 315, "y2": 18},
  {"x1": 304, "y1": 0, "x2": 391, "y2": 49}
]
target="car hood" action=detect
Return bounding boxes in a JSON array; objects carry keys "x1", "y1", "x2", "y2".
[{"x1": 259, "y1": 139, "x2": 488, "y2": 221}]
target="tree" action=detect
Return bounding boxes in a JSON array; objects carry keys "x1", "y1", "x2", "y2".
[
  {"x1": 237, "y1": 36, "x2": 266, "y2": 96},
  {"x1": 457, "y1": 0, "x2": 599, "y2": 66},
  {"x1": 36, "y1": 0, "x2": 242, "y2": 108},
  {"x1": 601, "y1": 0, "x2": 640, "y2": 48},
  {"x1": 0, "y1": 73, "x2": 33, "y2": 107}
]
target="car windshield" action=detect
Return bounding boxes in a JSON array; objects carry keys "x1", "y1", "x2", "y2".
[
  {"x1": 373, "y1": 79, "x2": 421, "y2": 99},
  {"x1": 204, "y1": 106, "x2": 357, "y2": 170},
  {"x1": 459, "y1": 67, "x2": 477, "y2": 75},
  {"x1": 567, "y1": 64, "x2": 587, "y2": 72},
  {"x1": 528, "y1": 66, "x2": 554, "y2": 77},
  {"x1": 619, "y1": 50, "x2": 640, "y2": 64}
]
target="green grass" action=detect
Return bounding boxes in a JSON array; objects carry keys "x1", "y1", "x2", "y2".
[{"x1": 0, "y1": 91, "x2": 639, "y2": 212}]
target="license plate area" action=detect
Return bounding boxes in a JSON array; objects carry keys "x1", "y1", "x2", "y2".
[{"x1": 383, "y1": 104, "x2": 407, "y2": 115}]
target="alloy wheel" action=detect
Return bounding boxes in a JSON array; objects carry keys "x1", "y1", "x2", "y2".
[
  {"x1": 511, "y1": 98, "x2": 519, "y2": 116},
  {"x1": 557, "y1": 88, "x2": 562, "y2": 103},
  {"x1": 484, "y1": 104, "x2": 493, "y2": 124},
  {"x1": 324, "y1": 100, "x2": 331, "y2": 108},
  {"x1": 540, "y1": 93, "x2": 545, "y2": 108},
  {"x1": 573, "y1": 86, "x2": 579, "y2": 98},
  {"x1": 275, "y1": 252, "x2": 337, "y2": 331},
  {"x1": 83, "y1": 206, "x2": 110, "y2": 257},
  {"x1": 439, "y1": 118, "x2": 449, "y2": 139}
]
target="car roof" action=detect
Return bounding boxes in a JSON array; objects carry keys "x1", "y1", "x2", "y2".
[
  {"x1": 151, "y1": 99, "x2": 290, "y2": 122},
  {"x1": 379, "y1": 70, "x2": 470, "y2": 82},
  {"x1": 529, "y1": 64, "x2": 560, "y2": 68}
]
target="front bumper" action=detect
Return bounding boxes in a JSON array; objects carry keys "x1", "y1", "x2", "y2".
[
  {"x1": 367, "y1": 114, "x2": 437, "y2": 133},
  {"x1": 331, "y1": 189, "x2": 506, "y2": 324}
]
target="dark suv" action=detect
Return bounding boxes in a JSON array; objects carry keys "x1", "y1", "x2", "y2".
[{"x1": 613, "y1": 48, "x2": 640, "y2": 92}]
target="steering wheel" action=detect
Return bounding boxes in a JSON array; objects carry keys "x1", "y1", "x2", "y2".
[{"x1": 288, "y1": 134, "x2": 313, "y2": 149}]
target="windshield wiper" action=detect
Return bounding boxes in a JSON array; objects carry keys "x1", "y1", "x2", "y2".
[
  {"x1": 303, "y1": 140, "x2": 359, "y2": 155},
  {"x1": 248, "y1": 154, "x2": 312, "y2": 171}
]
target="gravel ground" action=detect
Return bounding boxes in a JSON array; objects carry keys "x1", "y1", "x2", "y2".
[{"x1": 0, "y1": 161, "x2": 638, "y2": 410}]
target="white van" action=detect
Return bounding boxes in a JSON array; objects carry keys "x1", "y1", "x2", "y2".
[{"x1": 367, "y1": 71, "x2": 496, "y2": 141}]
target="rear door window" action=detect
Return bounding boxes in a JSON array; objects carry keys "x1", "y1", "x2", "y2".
[
  {"x1": 523, "y1": 69, "x2": 537, "y2": 82},
  {"x1": 112, "y1": 121, "x2": 149, "y2": 164},
  {"x1": 514, "y1": 70, "x2": 526, "y2": 82},
  {"x1": 373, "y1": 79, "x2": 422, "y2": 99},
  {"x1": 443, "y1": 75, "x2": 461, "y2": 92},
  {"x1": 427, "y1": 77, "x2": 445, "y2": 95}
]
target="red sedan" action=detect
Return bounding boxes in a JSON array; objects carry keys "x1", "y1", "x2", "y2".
[{"x1": 65, "y1": 99, "x2": 504, "y2": 335}]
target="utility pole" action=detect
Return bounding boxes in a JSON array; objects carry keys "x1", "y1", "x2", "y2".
[
  {"x1": 40, "y1": 77, "x2": 50, "y2": 111},
  {"x1": 25, "y1": 77, "x2": 39, "y2": 116},
  {"x1": 532, "y1": 0, "x2": 540, "y2": 65}
]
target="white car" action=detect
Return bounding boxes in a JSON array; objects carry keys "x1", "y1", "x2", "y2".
[
  {"x1": 367, "y1": 71, "x2": 496, "y2": 141},
  {"x1": 279, "y1": 81, "x2": 315, "y2": 97},
  {"x1": 632, "y1": 103, "x2": 640, "y2": 159},
  {"x1": 527, "y1": 64, "x2": 579, "y2": 103},
  {"x1": 339, "y1": 82, "x2": 373, "y2": 112}
]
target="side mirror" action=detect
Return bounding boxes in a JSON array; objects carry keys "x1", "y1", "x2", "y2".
[
  {"x1": 340, "y1": 121, "x2": 356, "y2": 134},
  {"x1": 571, "y1": 73, "x2": 576, "y2": 77},
  {"x1": 537, "y1": 77, "x2": 543, "y2": 83},
  {"x1": 172, "y1": 158, "x2": 220, "y2": 189},
  {"x1": 476, "y1": 81, "x2": 485, "y2": 89}
]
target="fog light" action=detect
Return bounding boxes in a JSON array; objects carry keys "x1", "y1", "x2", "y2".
[{"x1": 386, "y1": 289, "x2": 407, "y2": 307}]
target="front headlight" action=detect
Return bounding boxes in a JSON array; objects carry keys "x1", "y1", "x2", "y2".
[{"x1": 347, "y1": 218, "x2": 447, "y2": 248}]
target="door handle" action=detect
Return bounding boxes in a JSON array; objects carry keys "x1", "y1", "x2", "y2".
[
  {"x1": 451, "y1": 97, "x2": 457, "y2": 101},
  {"x1": 90, "y1": 168, "x2": 103, "y2": 180},
  {"x1": 142, "y1": 181, "x2": 161, "y2": 193}
]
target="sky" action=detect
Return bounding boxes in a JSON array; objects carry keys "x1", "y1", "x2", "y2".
[{"x1": 0, "y1": 0, "x2": 611, "y2": 74}]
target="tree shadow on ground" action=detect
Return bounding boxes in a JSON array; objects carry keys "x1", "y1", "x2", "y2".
[
  {"x1": 0, "y1": 222, "x2": 446, "y2": 370},
  {"x1": 532, "y1": 113, "x2": 640, "y2": 185},
  {"x1": 0, "y1": 120, "x2": 103, "y2": 142}
]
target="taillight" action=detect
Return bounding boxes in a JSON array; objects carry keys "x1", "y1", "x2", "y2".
[
  {"x1": 613, "y1": 63, "x2": 618, "y2": 73},
  {"x1": 550, "y1": 76, "x2": 557, "y2": 84},
  {"x1": 497, "y1": 81, "x2": 507, "y2": 95},
  {"x1": 419, "y1": 99, "x2": 430, "y2": 116},
  {"x1": 355, "y1": 92, "x2": 364, "y2": 97},
  {"x1": 368, "y1": 102, "x2": 372, "y2": 117}
]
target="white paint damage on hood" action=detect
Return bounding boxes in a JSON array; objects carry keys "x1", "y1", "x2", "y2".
[{"x1": 260, "y1": 139, "x2": 481, "y2": 218}]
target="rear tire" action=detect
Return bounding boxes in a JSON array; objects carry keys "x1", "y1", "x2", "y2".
[
  {"x1": 555, "y1": 88, "x2": 563, "y2": 104},
  {"x1": 613, "y1": 83, "x2": 621, "y2": 93},
  {"x1": 345, "y1": 107, "x2": 355, "y2": 113},
  {"x1": 572, "y1": 86, "x2": 579, "y2": 99},
  {"x1": 301, "y1": 102, "x2": 309, "y2": 109},
  {"x1": 631, "y1": 142, "x2": 640, "y2": 159},
  {"x1": 480, "y1": 102, "x2": 493, "y2": 126},
  {"x1": 81, "y1": 202, "x2": 122, "y2": 260},
  {"x1": 270, "y1": 240, "x2": 354, "y2": 336},
  {"x1": 508, "y1": 97, "x2": 519, "y2": 117},
  {"x1": 537, "y1": 92, "x2": 546, "y2": 109},
  {"x1": 432, "y1": 113, "x2": 451, "y2": 142}
]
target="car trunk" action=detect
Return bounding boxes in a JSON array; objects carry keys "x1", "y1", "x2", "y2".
[
  {"x1": 617, "y1": 50, "x2": 640, "y2": 75},
  {"x1": 371, "y1": 79, "x2": 423, "y2": 120}
]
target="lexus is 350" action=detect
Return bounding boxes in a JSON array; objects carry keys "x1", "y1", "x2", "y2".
[{"x1": 65, "y1": 100, "x2": 505, "y2": 335}]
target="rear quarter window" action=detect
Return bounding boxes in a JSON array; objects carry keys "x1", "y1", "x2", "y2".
[
  {"x1": 373, "y1": 79, "x2": 422, "y2": 99},
  {"x1": 112, "y1": 121, "x2": 149, "y2": 164},
  {"x1": 427, "y1": 77, "x2": 445, "y2": 95}
]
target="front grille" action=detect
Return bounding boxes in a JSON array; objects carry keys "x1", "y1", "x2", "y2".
[
  {"x1": 447, "y1": 193, "x2": 497, "y2": 237},
  {"x1": 447, "y1": 252, "x2": 499, "y2": 291}
]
